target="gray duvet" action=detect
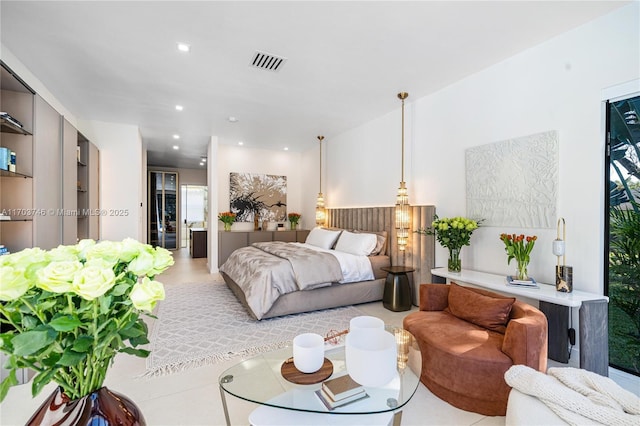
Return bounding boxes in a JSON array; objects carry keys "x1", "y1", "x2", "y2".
[{"x1": 219, "y1": 241, "x2": 344, "y2": 319}]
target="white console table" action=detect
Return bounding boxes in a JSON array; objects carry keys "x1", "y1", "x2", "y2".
[{"x1": 431, "y1": 268, "x2": 609, "y2": 376}]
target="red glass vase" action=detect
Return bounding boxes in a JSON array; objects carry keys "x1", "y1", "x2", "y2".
[{"x1": 27, "y1": 386, "x2": 145, "y2": 426}]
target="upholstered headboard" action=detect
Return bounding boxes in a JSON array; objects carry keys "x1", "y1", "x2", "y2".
[{"x1": 327, "y1": 205, "x2": 436, "y2": 304}]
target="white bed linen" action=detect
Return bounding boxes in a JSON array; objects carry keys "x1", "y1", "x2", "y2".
[{"x1": 291, "y1": 242, "x2": 375, "y2": 283}]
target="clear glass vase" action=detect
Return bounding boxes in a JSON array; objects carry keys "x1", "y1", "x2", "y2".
[
  {"x1": 448, "y1": 248, "x2": 461, "y2": 273},
  {"x1": 516, "y1": 259, "x2": 529, "y2": 281},
  {"x1": 223, "y1": 222, "x2": 232, "y2": 231}
]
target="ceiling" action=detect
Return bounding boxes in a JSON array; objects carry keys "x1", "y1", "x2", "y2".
[{"x1": 0, "y1": 1, "x2": 629, "y2": 169}]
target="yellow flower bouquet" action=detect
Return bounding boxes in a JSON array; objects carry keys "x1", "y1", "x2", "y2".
[
  {"x1": 415, "y1": 215, "x2": 481, "y2": 272},
  {"x1": 0, "y1": 238, "x2": 174, "y2": 403}
]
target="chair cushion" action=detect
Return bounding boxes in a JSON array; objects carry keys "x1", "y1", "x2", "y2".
[{"x1": 446, "y1": 282, "x2": 516, "y2": 333}]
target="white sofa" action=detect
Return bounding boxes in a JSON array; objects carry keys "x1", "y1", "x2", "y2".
[{"x1": 506, "y1": 389, "x2": 568, "y2": 425}]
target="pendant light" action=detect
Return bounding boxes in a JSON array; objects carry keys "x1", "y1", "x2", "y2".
[
  {"x1": 316, "y1": 135, "x2": 326, "y2": 226},
  {"x1": 395, "y1": 92, "x2": 410, "y2": 251}
]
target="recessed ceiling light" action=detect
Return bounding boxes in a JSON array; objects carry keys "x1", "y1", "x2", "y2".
[
  {"x1": 175, "y1": 105, "x2": 184, "y2": 111},
  {"x1": 177, "y1": 42, "x2": 191, "y2": 53},
  {"x1": 228, "y1": 116, "x2": 238, "y2": 123},
  {"x1": 284, "y1": 147, "x2": 289, "y2": 151},
  {"x1": 238, "y1": 141, "x2": 244, "y2": 146},
  {"x1": 199, "y1": 162, "x2": 204, "y2": 166},
  {"x1": 173, "y1": 145, "x2": 179, "y2": 150},
  {"x1": 173, "y1": 134, "x2": 180, "y2": 139},
  {"x1": 201, "y1": 157, "x2": 207, "y2": 162}
]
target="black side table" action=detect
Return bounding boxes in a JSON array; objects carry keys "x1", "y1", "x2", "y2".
[{"x1": 381, "y1": 266, "x2": 415, "y2": 312}]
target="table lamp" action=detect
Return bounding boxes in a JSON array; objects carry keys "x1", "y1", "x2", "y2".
[{"x1": 553, "y1": 218, "x2": 573, "y2": 292}]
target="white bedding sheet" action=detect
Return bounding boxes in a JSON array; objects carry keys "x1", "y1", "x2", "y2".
[{"x1": 291, "y1": 242, "x2": 375, "y2": 283}]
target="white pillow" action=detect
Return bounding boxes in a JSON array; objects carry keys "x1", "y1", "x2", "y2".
[
  {"x1": 305, "y1": 227, "x2": 342, "y2": 249},
  {"x1": 334, "y1": 230, "x2": 377, "y2": 256}
]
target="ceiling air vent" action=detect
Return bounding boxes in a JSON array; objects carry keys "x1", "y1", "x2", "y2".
[{"x1": 250, "y1": 51, "x2": 287, "y2": 72}]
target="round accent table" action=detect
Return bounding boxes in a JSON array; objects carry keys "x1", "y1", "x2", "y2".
[{"x1": 381, "y1": 266, "x2": 415, "y2": 312}]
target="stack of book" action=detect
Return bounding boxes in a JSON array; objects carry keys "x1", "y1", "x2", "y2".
[
  {"x1": 315, "y1": 374, "x2": 368, "y2": 410},
  {"x1": 0, "y1": 245, "x2": 9, "y2": 256},
  {"x1": 506, "y1": 276, "x2": 539, "y2": 289}
]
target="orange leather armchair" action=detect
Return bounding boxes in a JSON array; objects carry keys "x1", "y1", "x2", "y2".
[{"x1": 403, "y1": 283, "x2": 548, "y2": 416}]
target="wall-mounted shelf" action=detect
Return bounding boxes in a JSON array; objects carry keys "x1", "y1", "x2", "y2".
[
  {"x1": 0, "y1": 117, "x2": 31, "y2": 136},
  {"x1": 0, "y1": 169, "x2": 31, "y2": 178}
]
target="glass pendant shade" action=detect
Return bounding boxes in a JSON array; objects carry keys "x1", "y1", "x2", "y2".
[
  {"x1": 316, "y1": 192, "x2": 326, "y2": 225},
  {"x1": 396, "y1": 182, "x2": 410, "y2": 251}
]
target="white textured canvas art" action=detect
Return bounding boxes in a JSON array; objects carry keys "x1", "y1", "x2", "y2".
[{"x1": 466, "y1": 131, "x2": 558, "y2": 228}]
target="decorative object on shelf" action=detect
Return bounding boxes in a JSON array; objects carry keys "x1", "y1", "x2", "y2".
[
  {"x1": 395, "y1": 92, "x2": 410, "y2": 252},
  {"x1": 553, "y1": 217, "x2": 573, "y2": 292},
  {"x1": 288, "y1": 212, "x2": 301, "y2": 230},
  {"x1": 26, "y1": 386, "x2": 144, "y2": 426},
  {"x1": 500, "y1": 233, "x2": 537, "y2": 281},
  {"x1": 316, "y1": 135, "x2": 327, "y2": 226},
  {"x1": 0, "y1": 238, "x2": 174, "y2": 421},
  {"x1": 218, "y1": 211, "x2": 236, "y2": 231},
  {"x1": 416, "y1": 215, "x2": 481, "y2": 273}
]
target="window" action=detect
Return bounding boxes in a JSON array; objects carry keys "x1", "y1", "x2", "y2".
[{"x1": 606, "y1": 94, "x2": 640, "y2": 376}]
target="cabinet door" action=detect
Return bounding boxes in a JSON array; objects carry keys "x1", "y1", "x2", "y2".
[
  {"x1": 273, "y1": 230, "x2": 296, "y2": 242},
  {"x1": 296, "y1": 230, "x2": 310, "y2": 243},
  {"x1": 249, "y1": 231, "x2": 272, "y2": 244},
  {"x1": 62, "y1": 119, "x2": 77, "y2": 244},
  {"x1": 33, "y1": 95, "x2": 61, "y2": 249},
  {"x1": 218, "y1": 231, "x2": 248, "y2": 267},
  {"x1": 87, "y1": 141, "x2": 99, "y2": 240}
]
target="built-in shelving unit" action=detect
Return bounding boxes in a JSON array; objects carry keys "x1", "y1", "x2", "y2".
[{"x1": 0, "y1": 62, "x2": 35, "y2": 254}]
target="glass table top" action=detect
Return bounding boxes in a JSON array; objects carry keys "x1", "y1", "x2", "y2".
[{"x1": 218, "y1": 326, "x2": 422, "y2": 415}]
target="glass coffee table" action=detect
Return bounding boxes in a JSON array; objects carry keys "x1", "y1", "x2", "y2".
[{"x1": 218, "y1": 326, "x2": 422, "y2": 426}]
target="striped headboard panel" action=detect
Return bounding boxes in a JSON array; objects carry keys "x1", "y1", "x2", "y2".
[{"x1": 327, "y1": 205, "x2": 436, "y2": 304}]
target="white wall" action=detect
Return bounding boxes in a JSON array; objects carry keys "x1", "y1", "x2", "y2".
[
  {"x1": 216, "y1": 144, "x2": 307, "y2": 230},
  {"x1": 327, "y1": 3, "x2": 640, "y2": 295},
  {"x1": 78, "y1": 120, "x2": 143, "y2": 242}
]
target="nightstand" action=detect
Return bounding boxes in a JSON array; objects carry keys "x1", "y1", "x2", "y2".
[{"x1": 381, "y1": 266, "x2": 414, "y2": 312}]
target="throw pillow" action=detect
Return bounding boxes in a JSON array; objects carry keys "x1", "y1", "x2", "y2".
[{"x1": 446, "y1": 282, "x2": 516, "y2": 333}]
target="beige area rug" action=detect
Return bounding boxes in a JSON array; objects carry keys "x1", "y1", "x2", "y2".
[{"x1": 145, "y1": 280, "x2": 365, "y2": 376}]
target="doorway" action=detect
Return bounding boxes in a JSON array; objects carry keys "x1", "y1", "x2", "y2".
[{"x1": 180, "y1": 185, "x2": 208, "y2": 249}]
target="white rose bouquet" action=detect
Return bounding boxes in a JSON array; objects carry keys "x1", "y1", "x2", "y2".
[{"x1": 0, "y1": 238, "x2": 174, "y2": 402}]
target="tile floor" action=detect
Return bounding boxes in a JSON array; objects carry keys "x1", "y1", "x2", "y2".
[{"x1": 0, "y1": 249, "x2": 510, "y2": 425}]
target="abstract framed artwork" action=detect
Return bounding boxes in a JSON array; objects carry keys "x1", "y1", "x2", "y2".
[
  {"x1": 465, "y1": 130, "x2": 558, "y2": 228},
  {"x1": 229, "y1": 172, "x2": 287, "y2": 222}
]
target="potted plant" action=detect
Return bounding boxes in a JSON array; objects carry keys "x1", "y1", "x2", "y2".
[
  {"x1": 0, "y1": 238, "x2": 173, "y2": 424},
  {"x1": 288, "y1": 212, "x2": 301, "y2": 230},
  {"x1": 500, "y1": 233, "x2": 537, "y2": 281},
  {"x1": 416, "y1": 215, "x2": 480, "y2": 272},
  {"x1": 218, "y1": 211, "x2": 236, "y2": 231}
]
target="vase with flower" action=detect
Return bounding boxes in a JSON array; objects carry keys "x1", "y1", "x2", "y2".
[
  {"x1": 288, "y1": 212, "x2": 301, "y2": 230},
  {"x1": 500, "y1": 233, "x2": 537, "y2": 281},
  {"x1": 0, "y1": 238, "x2": 174, "y2": 424},
  {"x1": 415, "y1": 215, "x2": 481, "y2": 273},
  {"x1": 218, "y1": 211, "x2": 236, "y2": 231}
]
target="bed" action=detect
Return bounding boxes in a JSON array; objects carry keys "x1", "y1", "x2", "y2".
[
  {"x1": 220, "y1": 227, "x2": 390, "y2": 320},
  {"x1": 220, "y1": 205, "x2": 436, "y2": 320}
]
